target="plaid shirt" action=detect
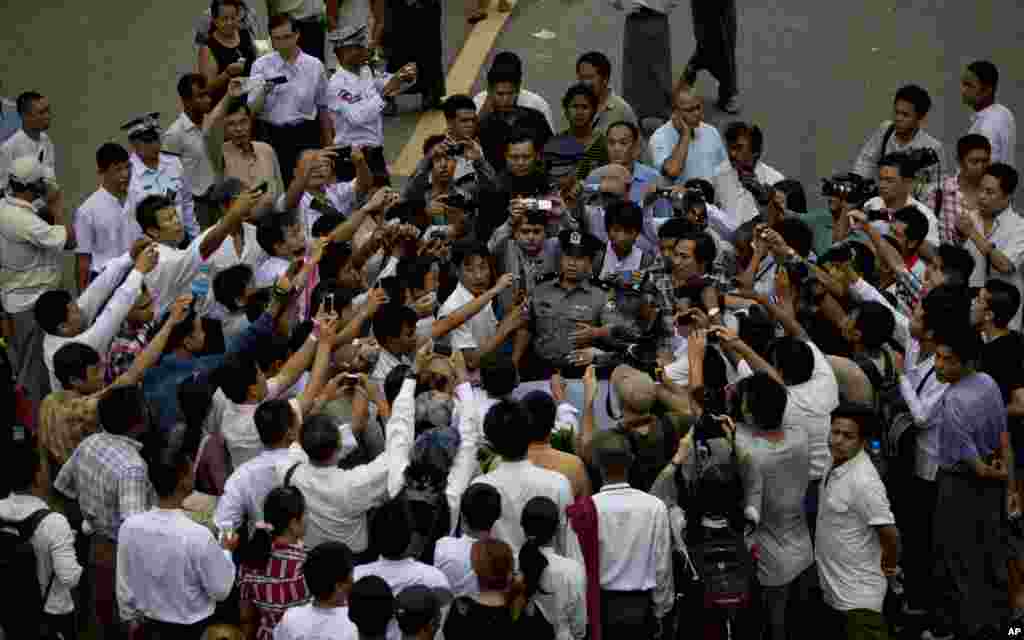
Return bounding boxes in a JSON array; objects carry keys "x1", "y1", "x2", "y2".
[
  {"x1": 928, "y1": 174, "x2": 972, "y2": 245},
  {"x1": 106, "y1": 322, "x2": 154, "y2": 384},
  {"x1": 239, "y1": 542, "x2": 310, "y2": 640},
  {"x1": 53, "y1": 431, "x2": 155, "y2": 541}
]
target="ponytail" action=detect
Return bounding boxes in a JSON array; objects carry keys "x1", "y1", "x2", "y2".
[
  {"x1": 518, "y1": 538, "x2": 550, "y2": 601},
  {"x1": 242, "y1": 486, "x2": 305, "y2": 569},
  {"x1": 518, "y1": 496, "x2": 559, "y2": 601}
]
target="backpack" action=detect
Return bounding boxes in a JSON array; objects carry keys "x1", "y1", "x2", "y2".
[
  {"x1": 852, "y1": 348, "x2": 900, "y2": 419},
  {"x1": 0, "y1": 508, "x2": 57, "y2": 639}
]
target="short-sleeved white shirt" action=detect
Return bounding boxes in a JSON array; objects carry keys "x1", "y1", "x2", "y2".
[
  {"x1": 249, "y1": 51, "x2": 328, "y2": 126},
  {"x1": 964, "y1": 206, "x2": 1024, "y2": 329},
  {"x1": 437, "y1": 282, "x2": 497, "y2": 351},
  {"x1": 782, "y1": 340, "x2": 840, "y2": 480},
  {"x1": 74, "y1": 187, "x2": 140, "y2": 274},
  {"x1": 815, "y1": 449, "x2": 895, "y2": 613}
]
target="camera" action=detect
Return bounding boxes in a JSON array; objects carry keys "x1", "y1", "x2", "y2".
[
  {"x1": 902, "y1": 147, "x2": 940, "y2": 173},
  {"x1": 446, "y1": 142, "x2": 466, "y2": 156},
  {"x1": 741, "y1": 179, "x2": 775, "y2": 206},
  {"x1": 521, "y1": 198, "x2": 553, "y2": 212},
  {"x1": 821, "y1": 173, "x2": 879, "y2": 205}
]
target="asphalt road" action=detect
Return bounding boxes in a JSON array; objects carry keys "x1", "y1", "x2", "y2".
[{"x1": 0, "y1": 0, "x2": 1020, "y2": 279}]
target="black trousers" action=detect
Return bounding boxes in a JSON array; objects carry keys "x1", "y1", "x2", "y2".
[
  {"x1": 600, "y1": 590, "x2": 653, "y2": 638},
  {"x1": 622, "y1": 8, "x2": 672, "y2": 122},
  {"x1": 386, "y1": 0, "x2": 445, "y2": 100},
  {"x1": 897, "y1": 475, "x2": 936, "y2": 610},
  {"x1": 294, "y1": 17, "x2": 326, "y2": 64},
  {"x1": 689, "y1": 0, "x2": 738, "y2": 100},
  {"x1": 142, "y1": 617, "x2": 208, "y2": 640},
  {"x1": 256, "y1": 119, "x2": 321, "y2": 188}
]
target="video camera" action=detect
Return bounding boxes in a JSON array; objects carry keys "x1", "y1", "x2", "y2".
[{"x1": 821, "y1": 173, "x2": 878, "y2": 206}]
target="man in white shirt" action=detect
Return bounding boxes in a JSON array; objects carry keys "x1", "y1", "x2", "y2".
[
  {"x1": 816, "y1": 404, "x2": 899, "y2": 636},
  {"x1": 117, "y1": 429, "x2": 235, "y2": 637},
  {"x1": 711, "y1": 122, "x2": 785, "y2": 233},
  {"x1": 277, "y1": 363, "x2": 416, "y2": 556},
  {"x1": 370, "y1": 303, "x2": 419, "y2": 385},
  {"x1": 434, "y1": 483, "x2": 502, "y2": 598},
  {"x1": 0, "y1": 91, "x2": 55, "y2": 194},
  {"x1": 0, "y1": 435, "x2": 82, "y2": 640},
  {"x1": 74, "y1": 143, "x2": 138, "y2": 288},
  {"x1": 206, "y1": 313, "x2": 336, "y2": 467},
  {"x1": 473, "y1": 52, "x2": 554, "y2": 131},
  {"x1": 470, "y1": 400, "x2": 580, "y2": 559},
  {"x1": 274, "y1": 542, "x2": 363, "y2": 640},
  {"x1": 437, "y1": 244, "x2": 502, "y2": 370},
  {"x1": 36, "y1": 243, "x2": 156, "y2": 392},
  {"x1": 164, "y1": 74, "x2": 225, "y2": 230},
  {"x1": 133, "y1": 185, "x2": 260, "y2": 315},
  {"x1": 121, "y1": 113, "x2": 198, "y2": 241},
  {"x1": 327, "y1": 24, "x2": 416, "y2": 146},
  {"x1": 962, "y1": 60, "x2": 1016, "y2": 168},
  {"x1": 852, "y1": 84, "x2": 945, "y2": 201},
  {"x1": 0, "y1": 154, "x2": 75, "y2": 405},
  {"x1": 862, "y1": 153, "x2": 939, "y2": 247},
  {"x1": 956, "y1": 163, "x2": 1024, "y2": 329},
  {"x1": 588, "y1": 428, "x2": 673, "y2": 638},
  {"x1": 773, "y1": 335, "x2": 840, "y2": 535},
  {"x1": 214, "y1": 398, "x2": 302, "y2": 537},
  {"x1": 248, "y1": 14, "x2": 332, "y2": 186},
  {"x1": 353, "y1": 500, "x2": 453, "y2": 640}
]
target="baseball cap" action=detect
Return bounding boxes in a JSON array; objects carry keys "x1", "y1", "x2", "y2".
[
  {"x1": 328, "y1": 23, "x2": 369, "y2": 48},
  {"x1": 121, "y1": 112, "x2": 162, "y2": 142},
  {"x1": 558, "y1": 229, "x2": 601, "y2": 258},
  {"x1": 394, "y1": 585, "x2": 440, "y2": 635}
]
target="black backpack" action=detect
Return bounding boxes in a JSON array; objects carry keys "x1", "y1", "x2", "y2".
[{"x1": 0, "y1": 508, "x2": 57, "y2": 639}]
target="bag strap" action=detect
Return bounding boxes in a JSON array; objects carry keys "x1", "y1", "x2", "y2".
[
  {"x1": 19, "y1": 509, "x2": 57, "y2": 608},
  {"x1": 878, "y1": 124, "x2": 896, "y2": 163},
  {"x1": 915, "y1": 366, "x2": 935, "y2": 396},
  {"x1": 283, "y1": 462, "x2": 302, "y2": 487}
]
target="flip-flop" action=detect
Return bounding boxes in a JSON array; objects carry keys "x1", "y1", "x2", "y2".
[{"x1": 467, "y1": 11, "x2": 487, "y2": 23}]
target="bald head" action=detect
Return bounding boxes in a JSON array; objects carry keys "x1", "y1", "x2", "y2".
[
  {"x1": 673, "y1": 88, "x2": 704, "y2": 129},
  {"x1": 598, "y1": 163, "x2": 631, "y2": 197},
  {"x1": 612, "y1": 365, "x2": 656, "y2": 414}
]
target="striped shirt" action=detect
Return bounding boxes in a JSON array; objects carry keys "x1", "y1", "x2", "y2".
[{"x1": 239, "y1": 542, "x2": 310, "y2": 640}]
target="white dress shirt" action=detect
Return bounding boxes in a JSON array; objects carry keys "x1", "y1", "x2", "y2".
[
  {"x1": 815, "y1": 449, "x2": 895, "y2": 613},
  {"x1": 533, "y1": 547, "x2": 587, "y2": 640},
  {"x1": 214, "y1": 447, "x2": 296, "y2": 534},
  {"x1": 0, "y1": 128, "x2": 55, "y2": 191},
  {"x1": 249, "y1": 51, "x2": 328, "y2": 126},
  {"x1": 116, "y1": 508, "x2": 235, "y2": 624},
  {"x1": 470, "y1": 460, "x2": 581, "y2": 561},
  {"x1": 473, "y1": 89, "x2": 555, "y2": 131},
  {"x1": 0, "y1": 493, "x2": 82, "y2": 615},
  {"x1": 354, "y1": 557, "x2": 451, "y2": 640},
  {"x1": 969, "y1": 103, "x2": 1016, "y2": 167},
  {"x1": 711, "y1": 160, "x2": 785, "y2": 233},
  {"x1": 437, "y1": 283, "x2": 497, "y2": 353},
  {"x1": 434, "y1": 535, "x2": 481, "y2": 598},
  {"x1": 327, "y1": 66, "x2": 395, "y2": 148},
  {"x1": 164, "y1": 112, "x2": 220, "y2": 197},
  {"x1": 275, "y1": 378, "x2": 415, "y2": 551},
  {"x1": 782, "y1": 340, "x2": 840, "y2": 480},
  {"x1": 862, "y1": 195, "x2": 940, "y2": 247},
  {"x1": 44, "y1": 259, "x2": 143, "y2": 391},
  {"x1": 849, "y1": 278, "x2": 948, "y2": 481},
  {"x1": 126, "y1": 153, "x2": 196, "y2": 239},
  {"x1": 963, "y1": 206, "x2": 1024, "y2": 329},
  {"x1": 0, "y1": 195, "x2": 66, "y2": 312},
  {"x1": 74, "y1": 187, "x2": 140, "y2": 274},
  {"x1": 274, "y1": 604, "x2": 358, "y2": 640},
  {"x1": 145, "y1": 228, "x2": 216, "y2": 316},
  {"x1": 591, "y1": 483, "x2": 674, "y2": 619},
  {"x1": 208, "y1": 377, "x2": 293, "y2": 468}
]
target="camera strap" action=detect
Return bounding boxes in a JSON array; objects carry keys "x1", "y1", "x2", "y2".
[{"x1": 878, "y1": 124, "x2": 897, "y2": 163}]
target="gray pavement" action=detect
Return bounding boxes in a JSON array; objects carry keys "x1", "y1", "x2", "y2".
[{"x1": 0, "y1": 0, "x2": 1020, "y2": 258}]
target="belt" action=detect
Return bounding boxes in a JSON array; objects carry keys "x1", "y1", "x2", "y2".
[{"x1": 629, "y1": 6, "x2": 663, "y2": 17}]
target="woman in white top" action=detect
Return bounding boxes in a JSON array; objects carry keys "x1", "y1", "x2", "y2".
[{"x1": 518, "y1": 497, "x2": 587, "y2": 640}]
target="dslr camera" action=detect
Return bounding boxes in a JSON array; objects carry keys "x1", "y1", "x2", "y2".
[{"x1": 821, "y1": 173, "x2": 879, "y2": 206}]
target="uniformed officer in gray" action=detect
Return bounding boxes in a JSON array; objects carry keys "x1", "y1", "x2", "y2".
[
  {"x1": 517, "y1": 229, "x2": 621, "y2": 381},
  {"x1": 120, "y1": 112, "x2": 195, "y2": 241}
]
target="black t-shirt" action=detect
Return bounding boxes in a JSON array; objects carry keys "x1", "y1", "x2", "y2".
[
  {"x1": 443, "y1": 597, "x2": 517, "y2": 640},
  {"x1": 979, "y1": 331, "x2": 1024, "y2": 404}
]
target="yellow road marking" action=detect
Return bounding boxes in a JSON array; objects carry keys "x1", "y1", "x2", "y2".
[{"x1": 391, "y1": 2, "x2": 517, "y2": 176}]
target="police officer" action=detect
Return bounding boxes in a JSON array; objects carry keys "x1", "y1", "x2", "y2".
[
  {"x1": 327, "y1": 24, "x2": 416, "y2": 146},
  {"x1": 518, "y1": 229, "x2": 620, "y2": 381},
  {"x1": 120, "y1": 112, "x2": 195, "y2": 241}
]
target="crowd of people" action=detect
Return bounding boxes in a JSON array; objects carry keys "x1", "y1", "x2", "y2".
[{"x1": 0, "y1": 1, "x2": 1020, "y2": 640}]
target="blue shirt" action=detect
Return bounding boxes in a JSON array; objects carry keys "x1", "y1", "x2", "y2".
[
  {"x1": 648, "y1": 122, "x2": 727, "y2": 185},
  {"x1": 143, "y1": 313, "x2": 274, "y2": 432},
  {"x1": 933, "y1": 372, "x2": 1006, "y2": 468}
]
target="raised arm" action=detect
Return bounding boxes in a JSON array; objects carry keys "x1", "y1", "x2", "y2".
[
  {"x1": 576, "y1": 365, "x2": 599, "y2": 465},
  {"x1": 326, "y1": 186, "x2": 399, "y2": 245},
  {"x1": 445, "y1": 352, "x2": 481, "y2": 533},
  {"x1": 432, "y1": 273, "x2": 515, "y2": 339}
]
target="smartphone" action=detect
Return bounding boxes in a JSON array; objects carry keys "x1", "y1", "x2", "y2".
[
  {"x1": 536, "y1": 199, "x2": 553, "y2": 211},
  {"x1": 266, "y1": 76, "x2": 288, "y2": 85},
  {"x1": 324, "y1": 293, "x2": 335, "y2": 314}
]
